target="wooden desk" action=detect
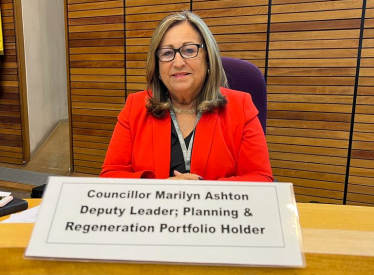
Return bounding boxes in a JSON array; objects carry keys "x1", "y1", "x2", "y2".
[{"x1": 0, "y1": 200, "x2": 373, "y2": 275}]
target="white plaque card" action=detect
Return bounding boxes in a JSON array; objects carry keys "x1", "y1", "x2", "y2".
[{"x1": 25, "y1": 177, "x2": 305, "y2": 267}]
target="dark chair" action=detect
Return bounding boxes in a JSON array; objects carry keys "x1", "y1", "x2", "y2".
[{"x1": 221, "y1": 57, "x2": 267, "y2": 134}]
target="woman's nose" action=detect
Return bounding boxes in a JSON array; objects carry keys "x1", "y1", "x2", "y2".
[{"x1": 173, "y1": 52, "x2": 186, "y2": 67}]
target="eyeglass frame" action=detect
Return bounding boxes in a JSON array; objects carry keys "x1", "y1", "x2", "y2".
[{"x1": 156, "y1": 44, "x2": 204, "y2": 62}]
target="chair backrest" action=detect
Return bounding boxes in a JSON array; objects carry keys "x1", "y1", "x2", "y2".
[{"x1": 221, "y1": 57, "x2": 267, "y2": 134}]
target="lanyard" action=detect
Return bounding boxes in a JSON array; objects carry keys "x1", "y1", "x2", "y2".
[{"x1": 169, "y1": 107, "x2": 202, "y2": 172}]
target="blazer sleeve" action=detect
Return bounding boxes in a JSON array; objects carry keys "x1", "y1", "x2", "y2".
[
  {"x1": 100, "y1": 94, "x2": 155, "y2": 178},
  {"x1": 218, "y1": 93, "x2": 273, "y2": 182}
]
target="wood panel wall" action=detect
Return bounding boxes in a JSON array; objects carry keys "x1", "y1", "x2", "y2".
[
  {"x1": 67, "y1": 0, "x2": 125, "y2": 174},
  {"x1": 267, "y1": 0, "x2": 362, "y2": 204},
  {"x1": 193, "y1": 0, "x2": 268, "y2": 74},
  {"x1": 0, "y1": 0, "x2": 28, "y2": 165},
  {"x1": 347, "y1": 0, "x2": 374, "y2": 206},
  {"x1": 64, "y1": 0, "x2": 373, "y2": 206}
]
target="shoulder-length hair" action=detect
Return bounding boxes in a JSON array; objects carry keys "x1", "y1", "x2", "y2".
[{"x1": 146, "y1": 11, "x2": 228, "y2": 117}]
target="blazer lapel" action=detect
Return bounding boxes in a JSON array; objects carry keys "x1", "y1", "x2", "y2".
[
  {"x1": 152, "y1": 112, "x2": 171, "y2": 178},
  {"x1": 191, "y1": 110, "x2": 218, "y2": 178}
]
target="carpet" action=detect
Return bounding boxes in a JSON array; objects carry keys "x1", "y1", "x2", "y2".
[{"x1": 0, "y1": 167, "x2": 54, "y2": 186}]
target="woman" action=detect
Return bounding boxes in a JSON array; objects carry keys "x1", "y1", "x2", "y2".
[{"x1": 100, "y1": 11, "x2": 273, "y2": 182}]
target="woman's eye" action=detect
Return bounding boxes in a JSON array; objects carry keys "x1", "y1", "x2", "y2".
[
  {"x1": 162, "y1": 50, "x2": 173, "y2": 56},
  {"x1": 185, "y1": 48, "x2": 196, "y2": 54}
]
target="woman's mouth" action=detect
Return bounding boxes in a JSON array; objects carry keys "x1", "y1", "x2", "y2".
[{"x1": 172, "y1": 72, "x2": 191, "y2": 78}]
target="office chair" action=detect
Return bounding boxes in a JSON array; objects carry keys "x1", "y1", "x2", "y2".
[{"x1": 221, "y1": 57, "x2": 267, "y2": 134}]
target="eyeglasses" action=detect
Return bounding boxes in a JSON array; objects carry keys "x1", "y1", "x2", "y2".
[{"x1": 156, "y1": 44, "x2": 204, "y2": 62}]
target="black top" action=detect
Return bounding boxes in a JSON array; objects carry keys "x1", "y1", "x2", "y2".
[{"x1": 169, "y1": 121, "x2": 194, "y2": 176}]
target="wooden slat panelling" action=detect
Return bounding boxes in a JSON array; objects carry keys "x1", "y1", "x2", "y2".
[
  {"x1": 63, "y1": 0, "x2": 373, "y2": 207},
  {"x1": 267, "y1": 0, "x2": 363, "y2": 204},
  {"x1": 347, "y1": 1, "x2": 374, "y2": 206},
  {"x1": 0, "y1": 0, "x2": 24, "y2": 165},
  {"x1": 67, "y1": 0, "x2": 125, "y2": 174},
  {"x1": 193, "y1": 0, "x2": 269, "y2": 74},
  {"x1": 125, "y1": 0, "x2": 190, "y2": 95}
]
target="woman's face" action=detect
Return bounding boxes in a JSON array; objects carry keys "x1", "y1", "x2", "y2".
[{"x1": 158, "y1": 22, "x2": 207, "y2": 105}]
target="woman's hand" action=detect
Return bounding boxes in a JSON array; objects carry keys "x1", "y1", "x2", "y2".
[{"x1": 167, "y1": 170, "x2": 203, "y2": 180}]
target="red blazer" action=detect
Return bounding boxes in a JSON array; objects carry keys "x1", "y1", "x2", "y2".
[{"x1": 100, "y1": 88, "x2": 273, "y2": 182}]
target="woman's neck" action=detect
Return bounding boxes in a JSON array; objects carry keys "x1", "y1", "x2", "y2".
[{"x1": 170, "y1": 97, "x2": 197, "y2": 111}]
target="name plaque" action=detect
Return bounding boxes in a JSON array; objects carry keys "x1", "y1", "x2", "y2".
[{"x1": 26, "y1": 177, "x2": 304, "y2": 267}]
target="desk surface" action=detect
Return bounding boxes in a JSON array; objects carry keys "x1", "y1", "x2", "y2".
[{"x1": 0, "y1": 200, "x2": 373, "y2": 275}]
